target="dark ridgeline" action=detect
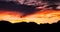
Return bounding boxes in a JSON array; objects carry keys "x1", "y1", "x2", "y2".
[
  {"x1": 13, "y1": 22, "x2": 28, "y2": 32},
  {"x1": 0, "y1": 20, "x2": 13, "y2": 32},
  {"x1": 0, "y1": 20, "x2": 60, "y2": 32}
]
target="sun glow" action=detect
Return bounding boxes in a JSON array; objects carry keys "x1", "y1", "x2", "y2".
[{"x1": 0, "y1": 10, "x2": 60, "y2": 24}]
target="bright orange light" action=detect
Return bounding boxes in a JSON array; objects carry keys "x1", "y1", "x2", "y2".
[
  {"x1": 0, "y1": 10, "x2": 23, "y2": 23},
  {"x1": 0, "y1": 10, "x2": 60, "y2": 24},
  {"x1": 23, "y1": 10, "x2": 60, "y2": 24}
]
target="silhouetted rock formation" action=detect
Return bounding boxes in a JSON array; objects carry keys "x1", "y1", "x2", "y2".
[
  {"x1": 0, "y1": 20, "x2": 60, "y2": 32},
  {"x1": 13, "y1": 22, "x2": 28, "y2": 32},
  {"x1": 57, "y1": 20, "x2": 60, "y2": 23},
  {"x1": 0, "y1": 20, "x2": 13, "y2": 32}
]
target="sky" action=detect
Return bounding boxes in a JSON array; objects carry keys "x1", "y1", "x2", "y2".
[
  {"x1": 0, "y1": 0, "x2": 60, "y2": 24},
  {"x1": 0, "y1": 0, "x2": 60, "y2": 5},
  {"x1": 0, "y1": 0, "x2": 60, "y2": 17},
  {"x1": 0, "y1": 0, "x2": 60, "y2": 16},
  {"x1": 0, "y1": 1, "x2": 37, "y2": 16},
  {"x1": 42, "y1": 0, "x2": 60, "y2": 5}
]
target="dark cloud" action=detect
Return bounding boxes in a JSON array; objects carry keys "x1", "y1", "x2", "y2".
[
  {"x1": 0, "y1": 0, "x2": 60, "y2": 17},
  {"x1": 0, "y1": 1, "x2": 37, "y2": 16},
  {"x1": 0, "y1": 1, "x2": 19, "y2": 11},
  {"x1": 42, "y1": 0, "x2": 60, "y2": 5},
  {"x1": 42, "y1": 0, "x2": 60, "y2": 2},
  {"x1": 0, "y1": 0, "x2": 17, "y2": 1}
]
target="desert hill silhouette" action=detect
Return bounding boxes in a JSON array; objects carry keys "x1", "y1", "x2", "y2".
[{"x1": 0, "y1": 20, "x2": 60, "y2": 32}]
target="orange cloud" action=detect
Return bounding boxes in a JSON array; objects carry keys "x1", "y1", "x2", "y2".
[{"x1": 0, "y1": 10, "x2": 60, "y2": 24}]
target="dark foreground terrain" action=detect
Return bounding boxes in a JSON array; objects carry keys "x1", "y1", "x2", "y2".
[
  {"x1": 0, "y1": 1, "x2": 60, "y2": 32},
  {"x1": 0, "y1": 20, "x2": 60, "y2": 32}
]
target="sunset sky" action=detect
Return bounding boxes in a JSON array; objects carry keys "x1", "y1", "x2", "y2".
[{"x1": 0, "y1": 0, "x2": 60, "y2": 24}]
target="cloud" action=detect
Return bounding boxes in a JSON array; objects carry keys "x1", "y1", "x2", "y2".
[
  {"x1": 0, "y1": 1, "x2": 37, "y2": 16},
  {"x1": 0, "y1": 0, "x2": 17, "y2": 1},
  {"x1": 42, "y1": 0, "x2": 60, "y2": 5}
]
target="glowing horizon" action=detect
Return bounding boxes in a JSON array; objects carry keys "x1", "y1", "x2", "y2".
[{"x1": 0, "y1": 10, "x2": 60, "y2": 24}]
